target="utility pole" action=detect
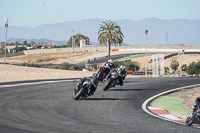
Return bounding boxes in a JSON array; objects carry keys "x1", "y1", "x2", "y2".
[
  {"x1": 4, "y1": 18, "x2": 8, "y2": 64},
  {"x1": 145, "y1": 29, "x2": 149, "y2": 78},
  {"x1": 178, "y1": 50, "x2": 184, "y2": 77}
]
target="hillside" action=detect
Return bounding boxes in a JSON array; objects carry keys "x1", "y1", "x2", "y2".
[{"x1": 0, "y1": 18, "x2": 200, "y2": 45}]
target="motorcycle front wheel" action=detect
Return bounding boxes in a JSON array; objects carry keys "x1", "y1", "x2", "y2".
[
  {"x1": 73, "y1": 87, "x2": 85, "y2": 100},
  {"x1": 97, "y1": 70, "x2": 103, "y2": 81},
  {"x1": 186, "y1": 113, "x2": 193, "y2": 126},
  {"x1": 102, "y1": 78, "x2": 113, "y2": 91}
]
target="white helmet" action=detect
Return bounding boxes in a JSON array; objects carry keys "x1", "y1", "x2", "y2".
[
  {"x1": 120, "y1": 65, "x2": 126, "y2": 71},
  {"x1": 108, "y1": 59, "x2": 113, "y2": 63}
]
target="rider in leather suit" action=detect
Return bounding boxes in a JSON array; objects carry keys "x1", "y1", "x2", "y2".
[
  {"x1": 117, "y1": 65, "x2": 127, "y2": 86},
  {"x1": 104, "y1": 59, "x2": 115, "y2": 74},
  {"x1": 193, "y1": 97, "x2": 200, "y2": 112},
  {"x1": 80, "y1": 73, "x2": 99, "y2": 96}
]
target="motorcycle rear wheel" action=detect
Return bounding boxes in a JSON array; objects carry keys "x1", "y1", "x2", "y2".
[
  {"x1": 73, "y1": 87, "x2": 85, "y2": 100},
  {"x1": 103, "y1": 78, "x2": 113, "y2": 91}
]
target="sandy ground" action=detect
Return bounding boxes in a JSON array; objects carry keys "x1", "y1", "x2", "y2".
[{"x1": 0, "y1": 64, "x2": 94, "y2": 83}]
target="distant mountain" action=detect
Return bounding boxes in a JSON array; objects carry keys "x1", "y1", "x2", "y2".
[
  {"x1": 0, "y1": 18, "x2": 200, "y2": 45},
  {"x1": 7, "y1": 38, "x2": 67, "y2": 45}
]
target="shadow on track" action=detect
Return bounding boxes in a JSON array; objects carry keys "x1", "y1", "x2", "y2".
[
  {"x1": 86, "y1": 97, "x2": 132, "y2": 101},
  {"x1": 109, "y1": 88, "x2": 156, "y2": 91}
]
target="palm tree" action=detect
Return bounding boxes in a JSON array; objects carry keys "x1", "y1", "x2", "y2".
[{"x1": 98, "y1": 20, "x2": 124, "y2": 59}]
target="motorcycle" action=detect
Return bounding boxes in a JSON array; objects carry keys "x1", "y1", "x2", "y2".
[
  {"x1": 186, "y1": 105, "x2": 200, "y2": 126},
  {"x1": 97, "y1": 65, "x2": 107, "y2": 82},
  {"x1": 102, "y1": 70, "x2": 118, "y2": 91},
  {"x1": 73, "y1": 73, "x2": 99, "y2": 100}
]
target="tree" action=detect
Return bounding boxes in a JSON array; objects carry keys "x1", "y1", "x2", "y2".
[
  {"x1": 113, "y1": 61, "x2": 139, "y2": 71},
  {"x1": 98, "y1": 20, "x2": 124, "y2": 59},
  {"x1": 15, "y1": 42, "x2": 20, "y2": 47},
  {"x1": 164, "y1": 66, "x2": 169, "y2": 74},
  {"x1": 67, "y1": 34, "x2": 89, "y2": 47},
  {"x1": 113, "y1": 61, "x2": 125, "y2": 68},
  {"x1": 36, "y1": 45, "x2": 42, "y2": 49},
  {"x1": 0, "y1": 43, "x2": 5, "y2": 54},
  {"x1": 125, "y1": 61, "x2": 139, "y2": 71},
  {"x1": 170, "y1": 59, "x2": 179, "y2": 72},
  {"x1": 13, "y1": 46, "x2": 27, "y2": 52},
  {"x1": 23, "y1": 41, "x2": 28, "y2": 46},
  {"x1": 182, "y1": 64, "x2": 187, "y2": 71},
  {"x1": 186, "y1": 61, "x2": 200, "y2": 76},
  {"x1": 30, "y1": 41, "x2": 35, "y2": 46}
]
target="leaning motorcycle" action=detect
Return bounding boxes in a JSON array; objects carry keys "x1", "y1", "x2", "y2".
[
  {"x1": 102, "y1": 70, "x2": 118, "y2": 91},
  {"x1": 186, "y1": 105, "x2": 200, "y2": 126},
  {"x1": 73, "y1": 73, "x2": 99, "y2": 100},
  {"x1": 97, "y1": 65, "x2": 107, "y2": 82},
  {"x1": 73, "y1": 79, "x2": 91, "y2": 100}
]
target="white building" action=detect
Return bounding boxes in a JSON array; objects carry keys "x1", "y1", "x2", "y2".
[{"x1": 80, "y1": 39, "x2": 91, "y2": 48}]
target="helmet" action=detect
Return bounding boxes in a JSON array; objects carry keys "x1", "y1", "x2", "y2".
[
  {"x1": 120, "y1": 65, "x2": 126, "y2": 71},
  {"x1": 196, "y1": 97, "x2": 200, "y2": 102},
  {"x1": 108, "y1": 59, "x2": 113, "y2": 64}
]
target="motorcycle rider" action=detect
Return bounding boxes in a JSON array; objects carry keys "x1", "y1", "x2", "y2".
[
  {"x1": 103, "y1": 59, "x2": 115, "y2": 81},
  {"x1": 117, "y1": 65, "x2": 127, "y2": 86},
  {"x1": 193, "y1": 97, "x2": 200, "y2": 112},
  {"x1": 103, "y1": 59, "x2": 115, "y2": 74},
  {"x1": 80, "y1": 73, "x2": 99, "y2": 96}
]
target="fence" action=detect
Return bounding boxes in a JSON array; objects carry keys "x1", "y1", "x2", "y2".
[{"x1": 1, "y1": 45, "x2": 200, "y2": 57}]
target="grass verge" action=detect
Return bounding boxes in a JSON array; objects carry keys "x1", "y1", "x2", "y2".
[
  {"x1": 150, "y1": 96, "x2": 191, "y2": 119},
  {"x1": 116, "y1": 54, "x2": 154, "y2": 61}
]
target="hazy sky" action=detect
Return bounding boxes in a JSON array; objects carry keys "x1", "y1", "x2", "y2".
[{"x1": 0, "y1": 0, "x2": 199, "y2": 27}]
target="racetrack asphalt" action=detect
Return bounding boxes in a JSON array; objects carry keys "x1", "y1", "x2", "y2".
[{"x1": 0, "y1": 77, "x2": 200, "y2": 133}]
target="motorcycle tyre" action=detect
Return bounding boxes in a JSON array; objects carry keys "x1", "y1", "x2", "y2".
[
  {"x1": 186, "y1": 114, "x2": 193, "y2": 126},
  {"x1": 103, "y1": 78, "x2": 113, "y2": 91},
  {"x1": 97, "y1": 70, "x2": 102, "y2": 80},
  {"x1": 73, "y1": 87, "x2": 85, "y2": 100}
]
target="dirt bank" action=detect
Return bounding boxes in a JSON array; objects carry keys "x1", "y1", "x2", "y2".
[{"x1": 0, "y1": 64, "x2": 94, "y2": 83}]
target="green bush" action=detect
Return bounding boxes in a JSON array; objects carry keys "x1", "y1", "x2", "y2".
[
  {"x1": 170, "y1": 59, "x2": 179, "y2": 72},
  {"x1": 21, "y1": 62, "x2": 27, "y2": 66},
  {"x1": 113, "y1": 61, "x2": 125, "y2": 68},
  {"x1": 59, "y1": 62, "x2": 70, "y2": 70},
  {"x1": 13, "y1": 46, "x2": 27, "y2": 52},
  {"x1": 186, "y1": 61, "x2": 200, "y2": 76},
  {"x1": 113, "y1": 61, "x2": 139, "y2": 71},
  {"x1": 125, "y1": 61, "x2": 139, "y2": 71},
  {"x1": 165, "y1": 66, "x2": 169, "y2": 74},
  {"x1": 21, "y1": 63, "x2": 41, "y2": 68},
  {"x1": 182, "y1": 64, "x2": 187, "y2": 71}
]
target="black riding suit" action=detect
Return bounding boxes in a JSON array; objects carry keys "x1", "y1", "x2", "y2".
[
  {"x1": 104, "y1": 62, "x2": 115, "y2": 81},
  {"x1": 117, "y1": 68, "x2": 127, "y2": 86},
  {"x1": 104, "y1": 62, "x2": 115, "y2": 75},
  {"x1": 80, "y1": 74, "x2": 99, "y2": 96},
  {"x1": 89, "y1": 74, "x2": 99, "y2": 95},
  {"x1": 193, "y1": 97, "x2": 200, "y2": 112}
]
